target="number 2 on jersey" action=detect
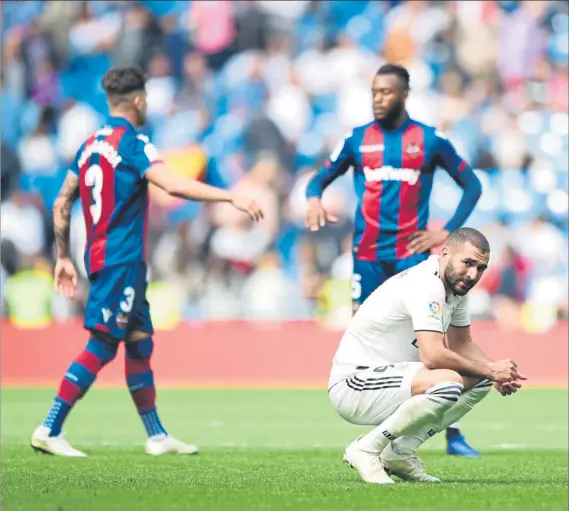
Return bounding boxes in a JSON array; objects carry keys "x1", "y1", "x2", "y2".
[{"x1": 85, "y1": 164, "x2": 103, "y2": 224}]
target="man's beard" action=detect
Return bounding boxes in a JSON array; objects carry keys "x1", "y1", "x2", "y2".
[
  {"x1": 375, "y1": 100, "x2": 405, "y2": 129},
  {"x1": 444, "y1": 261, "x2": 473, "y2": 296}
]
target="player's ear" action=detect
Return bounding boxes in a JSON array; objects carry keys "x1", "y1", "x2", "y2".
[
  {"x1": 440, "y1": 245, "x2": 449, "y2": 258},
  {"x1": 133, "y1": 91, "x2": 146, "y2": 109}
]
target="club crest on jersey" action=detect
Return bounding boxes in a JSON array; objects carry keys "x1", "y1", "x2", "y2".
[
  {"x1": 406, "y1": 143, "x2": 422, "y2": 158},
  {"x1": 116, "y1": 313, "x2": 128, "y2": 329},
  {"x1": 429, "y1": 301, "x2": 441, "y2": 316}
]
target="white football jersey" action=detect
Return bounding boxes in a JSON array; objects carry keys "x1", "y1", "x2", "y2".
[{"x1": 329, "y1": 255, "x2": 470, "y2": 388}]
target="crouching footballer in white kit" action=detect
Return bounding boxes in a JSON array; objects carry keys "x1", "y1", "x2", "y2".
[{"x1": 328, "y1": 228, "x2": 526, "y2": 484}]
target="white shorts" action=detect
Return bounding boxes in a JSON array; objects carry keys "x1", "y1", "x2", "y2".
[{"x1": 328, "y1": 362, "x2": 424, "y2": 426}]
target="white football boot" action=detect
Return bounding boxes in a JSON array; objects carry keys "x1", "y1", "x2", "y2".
[
  {"x1": 145, "y1": 434, "x2": 199, "y2": 455},
  {"x1": 31, "y1": 426, "x2": 87, "y2": 457},
  {"x1": 381, "y1": 443, "x2": 440, "y2": 483},
  {"x1": 343, "y1": 437, "x2": 395, "y2": 485}
]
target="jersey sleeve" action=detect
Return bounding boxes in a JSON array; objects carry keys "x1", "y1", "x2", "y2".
[
  {"x1": 204, "y1": 157, "x2": 227, "y2": 189},
  {"x1": 402, "y1": 278, "x2": 445, "y2": 333},
  {"x1": 450, "y1": 295, "x2": 471, "y2": 327},
  {"x1": 305, "y1": 131, "x2": 356, "y2": 198},
  {"x1": 433, "y1": 131, "x2": 482, "y2": 232},
  {"x1": 121, "y1": 133, "x2": 164, "y2": 178}
]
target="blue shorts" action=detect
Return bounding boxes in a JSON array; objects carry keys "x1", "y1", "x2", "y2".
[
  {"x1": 84, "y1": 263, "x2": 154, "y2": 340},
  {"x1": 351, "y1": 254, "x2": 429, "y2": 312}
]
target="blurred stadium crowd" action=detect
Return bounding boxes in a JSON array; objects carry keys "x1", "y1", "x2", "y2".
[{"x1": 1, "y1": 0, "x2": 568, "y2": 332}]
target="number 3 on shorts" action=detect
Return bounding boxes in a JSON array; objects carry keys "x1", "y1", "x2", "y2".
[
  {"x1": 351, "y1": 273, "x2": 362, "y2": 301},
  {"x1": 120, "y1": 287, "x2": 136, "y2": 313}
]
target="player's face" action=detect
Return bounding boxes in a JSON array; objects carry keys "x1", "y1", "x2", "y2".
[
  {"x1": 443, "y1": 242, "x2": 489, "y2": 296},
  {"x1": 371, "y1": 74, "x2": 408, "y2": 122}
]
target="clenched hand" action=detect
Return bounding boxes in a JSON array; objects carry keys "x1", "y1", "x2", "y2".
[
  {"x1": 407, "y1": 229, "x2": 450, "y2": 255},
  {"x1": 489, "y1": 359, "x2": 528, "y2": 384}
]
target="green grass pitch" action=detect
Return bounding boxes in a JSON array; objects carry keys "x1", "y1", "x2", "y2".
[{"x1": 2, "y1": 388, "x2": 568, "y2": 511}]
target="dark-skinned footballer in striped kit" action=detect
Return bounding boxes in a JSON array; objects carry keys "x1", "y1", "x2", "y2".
[{"x1": 305, "y1": 64, "x2": 483, "y2": 456}]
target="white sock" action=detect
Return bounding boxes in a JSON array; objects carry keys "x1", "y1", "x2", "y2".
[
  {"x1": 357, "y1": 381, "x2": 464, "y2": 455},
  {"x1": 391, "y1": 379, "x2": 492, "y2": 455},
  {"x1": 449, "y1": 422, "x2": 460, "y2": 429}
]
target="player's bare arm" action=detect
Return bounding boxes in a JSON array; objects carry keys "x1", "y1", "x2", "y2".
[
  {"x1": 304, "y1": 131, "x2": 354, "y2": 232},
  {"x1": 416, "y1": 330, "x2": 525, "y2": 384},
  {"x1": 145, "y1": 164, "x2": 263, "y2": 222},
  {"x1": 53, "y1": 171, "x2": 80, "y2": 298},
  {"x1": 54, "y1": 171, "x2": 80, "y2": 258},
  {"x1": 447, "y1": 325, "x2": 524, "y2": 396},
  {"x1": 446, "y1": 324, "x2": 492, "y2": 364}
]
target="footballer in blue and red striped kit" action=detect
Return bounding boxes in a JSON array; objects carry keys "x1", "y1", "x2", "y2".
[
  {"x1": 305, "y1": 64, "x2": 483, "y2": 456},
  {"x1": 32, "y1": 66, "x2": 263, "y2": 457}
]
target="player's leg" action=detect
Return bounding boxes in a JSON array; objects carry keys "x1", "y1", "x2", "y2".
[
  {"x1": 31, "y1": 267, "x2": 123, "y2": 456},
  {"x1": 355, "y1": 366, "x2": 464, "y2": 457},
  {"x1": 386, "y1": 377, "x2": 491, "y2": 459},
  {"x1": 337, "y1": 364, "x2": 466, "y2": 483},
  {"x1": 123, "y1": 330, "x2": 196, "y2": 455},
  {"x1": 330, "y1": 362, "x2": 426, "y2": 484},
  {"x1": 125, "y1": 265, "x2": 198, "y2": 455},
  {"x1": 124, "y1": 331, "x2": 167, "y2": 438},
  {"x1": 32, "y1": 332, "x2": 118, "y2": 456},
  {"x1": 396, "y1": 254, "x2": 481, "y2": 456},
  {"x1": 351, "y1": 259, "x2": 388, "y2": 314}
]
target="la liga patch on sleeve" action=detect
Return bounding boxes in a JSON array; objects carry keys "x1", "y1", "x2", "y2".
[{"x1": 429, "y1": 301, "x2": 441, "y2": 316}]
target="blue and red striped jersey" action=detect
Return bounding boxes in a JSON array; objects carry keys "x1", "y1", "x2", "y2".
[
  {"x1": 306, "y1": 117, "x2": 482, "y2": 262},
  {"x1": 70, "y1": 116, "x2": 163, "y2": 276}
]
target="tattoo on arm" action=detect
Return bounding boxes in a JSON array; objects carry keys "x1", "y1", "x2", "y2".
[{"x1": 53, "y1": 171, "x2": 80, "y2": 259}]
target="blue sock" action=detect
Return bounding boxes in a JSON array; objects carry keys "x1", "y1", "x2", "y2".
[
  {"x1": 43, "y1": 398, "x2": 72, "y2": 437},
  {"x1": 125, "y1": 338, "x2": 168, "y2": 438},
  {"x1": 140, "y1": 409, "x2": 168, "y2": 437},
  {"x1": 42, "y1": 338, "x2": 117, "y2": 436}
]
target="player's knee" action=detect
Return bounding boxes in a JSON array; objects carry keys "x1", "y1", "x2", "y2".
[
  {"x1": 125, "y1": 337, "x2": 154, "y2": 359},
  {"x1": 411, "y1": 368, "x2": 463, "y2": 396},
  {"x1": 467, "y1": 379, "x2": 492, "y2": 399},
  {"x1": 460, "y1": 376, "x2": 485, "y2": 390},
  {"x1": 86, "y1": 337, "x2": 118, "y2": 364}
]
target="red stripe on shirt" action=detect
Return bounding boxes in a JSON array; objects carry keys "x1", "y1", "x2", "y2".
[
  {"x1": 395, "y1": 124, "x2": 425, "y2": 259},
  {"x1": 357, "y1": 124, "x2": 384, "y2": 261},
  {"x1": 79, "y1": 135, "x2": 98, "y2": 257},
  {"x1": 89, "y1": 127, "x2": 126, "y2": 273}
]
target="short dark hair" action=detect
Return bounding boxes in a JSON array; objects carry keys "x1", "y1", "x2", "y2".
[
  {"x1": 376, "y1": 64, "x2": 410, "y2": 91},
  {"x1": 448, "y1": 227, "x2": 490, "y2": 253},
  {"x1": 101, "y1": 66, "x2": 146, "y2": 105}
]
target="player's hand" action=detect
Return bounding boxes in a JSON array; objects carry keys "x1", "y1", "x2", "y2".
[
  {"x1": 305, "y1": 198, "x2": 338, "y2": 232},
  {"x1": 493, "y1": 381, "x2": 522, "y2": 397},
  {"x1": 230, "y1": 195, "x2": 264, "y2": 222},
  {"x1": 54, "y1": 257, "x2": 78, "y2": 299},
  {"x1": 407, "y1": 229, "x2": 450, "y2": 255},
  {"x1": 488, "y1": 359, "x2": 528, "y2": 384}
]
